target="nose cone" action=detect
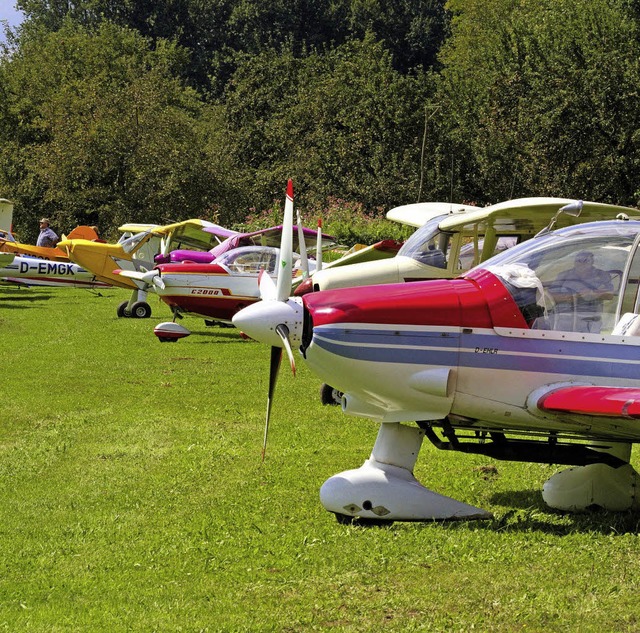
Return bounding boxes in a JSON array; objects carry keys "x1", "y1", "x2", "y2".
[{"x1": 232, "y1": 298, "x2": 304, "y2": 348}]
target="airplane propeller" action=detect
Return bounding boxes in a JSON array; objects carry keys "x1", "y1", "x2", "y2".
[
  {"x1": 114, "y1": 267, "x2": 166, "y2": 290},
  {"x1": 232, "y1": 179, "x2": 305, "y2": 460},
  {"x1": 315, "y1": 219, "x2": 323, "y2": 272}
]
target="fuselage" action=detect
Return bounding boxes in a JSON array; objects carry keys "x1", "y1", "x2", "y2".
[
  {"x1": 154, "y1": 262, "x2": 267, "y2": 321},
  {"x1": 0, "y1": 254, "x2": 109, "y2": 288},
  {"x1": 301, "y1": 268, "x2": 640, "y2": 441}
]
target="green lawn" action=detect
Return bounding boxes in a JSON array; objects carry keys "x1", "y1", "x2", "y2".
[{"x1": 1, "y1": 286, "x2": 639, "y2": 632}]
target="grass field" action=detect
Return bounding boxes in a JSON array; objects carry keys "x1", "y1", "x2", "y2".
[{"x1": 1, "y1": 285, "x2": 640, "y2": 632}]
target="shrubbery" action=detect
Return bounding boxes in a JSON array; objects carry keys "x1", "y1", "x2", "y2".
[{"x1": 239, "y1": 196, "x2": 412, "y2": 247}]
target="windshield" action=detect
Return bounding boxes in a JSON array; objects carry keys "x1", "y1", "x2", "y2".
[
  {"x1": 473, "y1": 220, "x2": 640, "y2": 334},
  {"x1": 397, "y1": 215, "x2": 449, "y2": 269},
  {"x1": 164, "y1": 223, "x2": 224, "y2": 251},
  {"x1": 216, "y1": 246, "x2": 302, "y2": 275},
  {"x1": 120, "y1": 232, "x2": 150, "y2": 254}
]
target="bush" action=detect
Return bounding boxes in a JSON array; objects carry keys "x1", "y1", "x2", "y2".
[{"x1": 238, "y1": 196, "x2": 412, "y2": 248}]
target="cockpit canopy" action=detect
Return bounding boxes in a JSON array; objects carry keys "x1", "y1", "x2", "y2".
[
  {"x1": 216, "y1": 246, "x2": 304, "y2": 276},
  {"x1": 471, "y1": 220, "x2": 640, "y2": 334}
]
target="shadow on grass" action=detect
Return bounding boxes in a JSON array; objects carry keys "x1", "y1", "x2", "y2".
[
  {"x1": 0, "y1": 290, "x2": 55, "y2": 306},
  {"x1": 188, "y1": 330, "x2": 247, "y2": 343},
  {"x1": 481, "y1": 489, "x2": 640, "y2": 535},
  {"x1": 340, "y1": 487, "x2": 640, "y2": 535}
]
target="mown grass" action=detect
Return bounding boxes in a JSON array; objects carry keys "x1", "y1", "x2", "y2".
[{"x1": 1, "y1": 285, "x2": 640, "y2": 632}]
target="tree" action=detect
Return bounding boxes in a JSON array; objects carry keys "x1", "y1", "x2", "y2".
[
  {"x1": 0, "y1": 21, "x2": 242, "y2": 240},
  {"x1": 17, "y1": 0, "x2": 449, "y2": 95},
  {"x1": 222, "y1": 36, "x2": 433, "y2": 213},
  {"x1": 434, "y1": 0, "x2": 640, "y2": 206}
]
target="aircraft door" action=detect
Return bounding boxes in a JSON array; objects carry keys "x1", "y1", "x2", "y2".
[{"x1": 618, "y1": 233, "x2": 640, "y2": 320}]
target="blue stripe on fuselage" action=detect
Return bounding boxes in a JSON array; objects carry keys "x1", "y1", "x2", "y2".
[{"x1": 312, "y1": 326, "x2": 640, "y2": 380}]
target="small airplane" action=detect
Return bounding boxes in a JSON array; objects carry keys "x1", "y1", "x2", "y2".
[
  {"x1": 0, "y1": 225, "x2": 111, "y2": 288},
  {"x1": 0, "y1": 225, "x2": 100, "y2": 262},
  {"x1": 57, "y1": 219, "x2": 232, "y2": 318},
  {"x1": 233, "y1": 190, "x2": 640, "y2": 523},
  {"x1": 116, "y1": 208, "x2": 337, "y2": 340},
  {"x1": 0, "y1": 252, "x2": 110, "y2": 288},
  {"x1": 154, "y1": 221, "x2": 335, "y2": 265}
]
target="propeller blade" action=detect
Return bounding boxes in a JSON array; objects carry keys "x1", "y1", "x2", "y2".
[
  {"x1": 315, "y1": 218, "x2": 323, "y2": 272},
  {"x1": 263, "y1": 345, "x2": 283, "y2": 461},
  {"x1": 258, "y1": 268, "x2": 277, "y2": 301},
  {"x1": 296, "y1": 209, "x2": 309, "y2": 279},
  {"x1": 275, "y1": 179, "x2": 294, "y2": 302},
  {"x1": 153, "y1": 275, "x2": 166, "y2": 290},
  {"x1": 276, "y1": 323, "x2": 296, "y2": 375}
]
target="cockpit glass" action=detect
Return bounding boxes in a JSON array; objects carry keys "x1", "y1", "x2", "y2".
[
  {"x1": 475, "y1": 221, "x2": 640, "y2": 334},
  {"x1": 216, "y1": 246, "x2": 302, "y2": 275},
  {"x1": 397, "y1": 215, "x2": 449, "y2": 269},
  {"x1": 120, "y1": 232, "x2": 149, "y2": 254}
]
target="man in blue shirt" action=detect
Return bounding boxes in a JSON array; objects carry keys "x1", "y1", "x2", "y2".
[{"x1": 36, "y1": 218, "x2": 59, "y2": 248}]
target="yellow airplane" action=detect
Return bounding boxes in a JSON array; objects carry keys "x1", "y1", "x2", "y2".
[{"x1": 57, "y1": 219, "x2": 232, "y2": 318}]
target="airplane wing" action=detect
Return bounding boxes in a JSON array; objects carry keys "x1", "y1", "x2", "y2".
[
  {"x1": 438, "y1": 198, "x2": 639, "y2": 231},
  {"x1": 538, "y1": 385, "x2": 640, "y2": 419},
  {"x1": 386, "y1": 202, "x2": 479, "y2": 228},
  {"x1": 203, "y1": 224, "x2": 241, "y2": 239},
  {"x1": 0, "y1": 239, "x2": 69, "y2": 261},
  {"x1": 119, "y1": 219, "x2": 224, "y2": 235},
  {"x1": 321, "y1": 240, "x2": 402, "y2": 269},
  {"x1": 226, "y1": 225, "x2": 337, "y2": 251},
  {"x1": 118, "y1": 223, "x2": 160, "y2": 233}
]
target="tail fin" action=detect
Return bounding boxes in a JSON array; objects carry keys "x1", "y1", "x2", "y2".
[{"x1": 65, "y1": 225, "x2": 99, "y2": 241}]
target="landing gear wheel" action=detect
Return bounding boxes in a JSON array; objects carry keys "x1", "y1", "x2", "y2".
[
  {"x1": 320, "y1": 383, "x2": 343, "y2": 406},
  {"x1": 130, "y1": 301, "x2": 152, "y2": 319},
  {"x1": 117, "y1": 301, "x2": 131, "y2": 318}
]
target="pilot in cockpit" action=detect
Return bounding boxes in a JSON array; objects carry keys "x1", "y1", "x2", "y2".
[{"x1": 549, "y1": 250, "x2": 614, "y2": 332}]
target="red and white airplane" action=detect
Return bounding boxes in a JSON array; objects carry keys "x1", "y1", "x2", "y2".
[
  {"x1": 117, "y1": 198, "x2": 337, "y2": 340},
  {"x1": 233, "y1": 186, "x2": 640, "y2": 523}
]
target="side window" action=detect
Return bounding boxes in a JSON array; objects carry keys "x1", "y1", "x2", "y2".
[
  {"x1": 489, "y1": 239, "x2": 632, "y2": 334},
  {"x1": 132, "y1": 235, "x2": 162, "y2": 265},
  {"x1": 620, "y1": 243, "x2": 640, "y2": 316},
  {"x1": 458, "y1": 235, "x2": 519, "y2": 272}
]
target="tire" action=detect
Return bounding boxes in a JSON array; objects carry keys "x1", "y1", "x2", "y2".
[
  {"x1": 320, "y1": 383, "x2": 343, "y2": 406},
  {"x1": 130, "y1": 301, "x2": 152, "y2": 319},
  {"x1": 117, "y1": 301, "x2": 131, "y2": 318}
]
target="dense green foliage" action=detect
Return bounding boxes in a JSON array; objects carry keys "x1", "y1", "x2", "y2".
[{"x1": 2, "y1": 0, "x2": 639, "y2": 243}]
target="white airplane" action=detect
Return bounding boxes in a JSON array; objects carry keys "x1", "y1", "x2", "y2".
[
  {"x1": 233, "y1": 188, "x2": 640, "y2": 523},
  {"x1": 0, "y1": 253, "x2": 110, "y2": 288}
]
